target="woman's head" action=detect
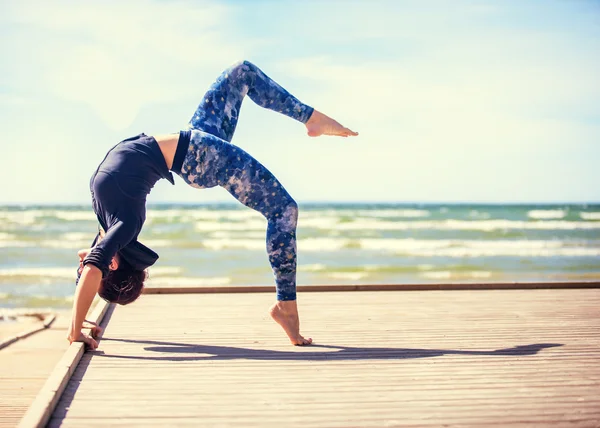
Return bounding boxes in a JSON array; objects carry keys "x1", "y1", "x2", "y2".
[{"x1": 99, "y1": 255, "x2": 147, "y2": 305}]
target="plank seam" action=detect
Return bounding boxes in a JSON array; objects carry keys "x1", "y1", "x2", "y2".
[
  {"x1": 143, "y1": 281, "x2": 600, "y2": 295},
  {"x1": 0, "y1": 314, "x2": 57, "y2": 351},
  {"x1": 17, "y1": 300, "x2": 111, "y2": 428}
]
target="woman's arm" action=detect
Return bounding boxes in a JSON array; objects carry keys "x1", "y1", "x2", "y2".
[{"x1": 68, "y1": 264, "x2": 102, "y2": 349}]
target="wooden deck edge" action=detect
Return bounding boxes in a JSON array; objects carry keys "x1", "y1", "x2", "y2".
[
  {"x1": 0, "y1": 314, "x2": 57, "y2": 351},
  {"x1": 143, "y1": 281, "x2": 600, "y2": 295},
  {"x1": 17, "y1": 299, "x2": 111, "y2": 428}
]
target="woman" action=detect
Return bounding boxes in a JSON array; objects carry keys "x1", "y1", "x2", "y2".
[{"x1": 69, "y1": 60, "x2": 358, "y2": 348}]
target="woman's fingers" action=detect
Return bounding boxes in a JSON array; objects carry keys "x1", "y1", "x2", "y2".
[
  {"x1": 91, "y1": 325, "x2": 103, "y2": 338},
  {"x1": 84, "y1": 334, "x2": 98, "y2": 350},
  {"x1": 82, "y1": 320, "x2": 103, "y2": 339}
]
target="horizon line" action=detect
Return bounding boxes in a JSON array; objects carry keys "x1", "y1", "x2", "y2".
[{"x1": 0, "y1": 201, "x2": 599, "y2": 207}]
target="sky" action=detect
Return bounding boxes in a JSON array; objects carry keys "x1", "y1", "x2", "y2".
[{"x1": 0, "y1": 0, "x2": 599, "y2": 205}]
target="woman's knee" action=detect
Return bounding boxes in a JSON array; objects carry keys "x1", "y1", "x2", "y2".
[
  {"x1": 277, "y1": 199, "x2": 299, "y2": 230},
  {"x1": 228, "y1": 60, "x2": 257, "y2": 79}
]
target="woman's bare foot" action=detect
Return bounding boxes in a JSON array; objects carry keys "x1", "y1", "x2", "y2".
[
  {"x1": 305, "y1": 110, "x2": 358, "y2": 138},
  {"x1": 269, "y1": 300, "x2": 313, "y2": 346}
]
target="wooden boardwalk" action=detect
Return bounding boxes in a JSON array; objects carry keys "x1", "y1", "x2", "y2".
[
  {"x1": 0, "y1": 313, "x2": 69, "y2": 428},
  {"x1": 38, "y1": 289, "x2": 600, "y2": 427}
]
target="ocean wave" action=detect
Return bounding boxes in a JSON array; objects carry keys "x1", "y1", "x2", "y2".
[
  {"x1": 350, "y1": 209, "x2": 431, "y2": 218},
  {"x1": 194, "y1": 220, "x2": 266, "y2": 232},
  {"x1": 146, "y1": 276, "x2": 231, "y2": 287},
  {"x1": 0, "y1": 240, "x2": 30, "y2": 248},
  {"x1": 147, "y1": 266, "x2": 183, "y2": 277},
  {"x1": 61, "y1": 232, "x2": 93, "y2": 241},
  {"x1": 301, "y1": 263, "x2": 328, "y2": 272},
  {"x1": 358, "y1": 238, "x2": 600, "y2": 257},
  {"x1": 0, "y1": 210, "x2": 96, "y2": 225},
  {"x1": 581, "y1": 212, "x2": 600, "y2": 220},
  {"x1": 139, "y1": 239, "x2": 176, "y2": 248},
  {"x1": 210, "y1": 231, "x2": 266, "y2": 239},
  {"x1": 165, "y1": 236, "x2": 600, "y2": 257},
  {"x1": 468, "y1": 210, "x2": 491, "y2": 219},
  {"x1": 0, "y1": 267, "x2": 76, "y2": 279},
  {"x1": 297, "y1": 218, "x2": 340, "y2": 229},
  {"x1": 334, "y1": 219, "x2": 600, "y2": 231},
  {"x1": 39, "y1": 240, "x2": 91, "y2": 249},
  {"x1": 527, "y1": 210, "x2": 567, "y2": 220},
  {"x1": 422, "y1": 271, "x2": 492, "y2": 280},
  {"x1": 146, "y1": 209, "x2": 262, "y2": 224},
  {"x1": 0, "y1": 293, "x2": 73, "y2": 308},
  {"x1": 327, "y1": 272, "x2": 370, "y2": 281},
  {"x1": 201, "y1": 238, "x2": 265, "y2": 251}
]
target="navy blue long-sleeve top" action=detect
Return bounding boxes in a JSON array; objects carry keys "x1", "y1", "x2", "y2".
[{"x1": 80, "y1": 132, "x2": 190, "y2": 279}]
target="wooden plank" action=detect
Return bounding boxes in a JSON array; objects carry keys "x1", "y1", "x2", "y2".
[
  {"x1": 143, "y1": 280, "x2": 600, "y2": 295},
  {"x1": 17, "y1": 299, "x2": 111, "y2": 428},
  {"x1": 0, "y1": 314, "x2": 56, "y2": 351},
  {"x1": 0, "y1": 313, "x2": 70, "y2": 428},
  {"x1": 49, "y1": 289, "x2": 600, "y2": 427}
]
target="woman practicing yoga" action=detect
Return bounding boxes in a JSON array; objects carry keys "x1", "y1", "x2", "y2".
[{"x1": 69, "y1": 60, "x2": 358, "y2": 348}]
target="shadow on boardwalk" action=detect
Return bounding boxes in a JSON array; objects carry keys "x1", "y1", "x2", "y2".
[{"x1": 96, "y1": 338, "x2": 562, "y2": 361}]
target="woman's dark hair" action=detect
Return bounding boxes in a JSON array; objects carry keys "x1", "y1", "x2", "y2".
[{"x1": 99, "y1": 256, "x2": 147, "y2": 305}]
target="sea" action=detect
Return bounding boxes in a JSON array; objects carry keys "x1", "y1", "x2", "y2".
[{"x1": 0, "y1": 203, "x2": 599, "y2": 309}]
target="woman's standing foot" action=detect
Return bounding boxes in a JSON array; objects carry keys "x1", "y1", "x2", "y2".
[{"x1": 269, "y1": 300, "x2": 313, "y2": 346}]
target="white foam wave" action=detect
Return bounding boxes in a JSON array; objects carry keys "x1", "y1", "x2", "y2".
[
  {"x1": 147, "y1": 266, "x2": 183, "y2": 277},
  {"x1": 361, "y1": 238, "x2": 600, "y2": 257},
  {"x1": 528, "y1": 210, "x2": 566, "y2": 220},
  {"x1": 61, "y1": 232, "x2": 93, "y2": 241},
  {"x1": 327, "y1": 272, "x2": 370, "y2": 281},
  {"x1": 0, "y1": 240, "x2": 30, "y2": 248},
  {"x1": 422, "y1": 271, "x2": 452, "y2": 279},
  {"x1": 196, "y1": 236, "x2": 600, "y2": 256},
  {"x1": 300, "y1": 263, "x2": 327, "y2": 272},
  {"x1": 210, "y1": 231, "x2": 265, "y2": 239},
  {"x1": 0, "y1": 210, "x2": 96, "y2": 225},
  {"x1": 146, "y1": 276, "x2": 231, "y2": 287},
  {"x1": 40, "y1": 240, "x2": 91, "y2": 249},
  {"x1": 140, "y1": 239, "x2": 176, "y2": 248},
  {"x1": 0, "y1": 267, "x2": 76, "y2": 279},
  {"x1": 201, "y1": 238, "x2": 265, "y2": 251},
  {"x1": 53, "y1": 212, "x2": 97, "y2": 221},
  {"x1": 422, "y1": 271, "x2": 492, "y2": 279},
  {"x1": 353, "y1": 209, "x2": 431, "y2": 218},
  {"x1": 334, "y1": 219, "x2": 600, "y2": 231},
  {"x1": 581, "y1": 212, "x2": 600, "y2": 220},
  {"x1": 147, "y1": 209, "x2": 262, "y2": 223},
  {"x1": 297, "y1": 218, "x2": 340, "y2": 229},
  {"x1": 299, "y1": 238, "x2": 349, "y2": 252},
  {"x1": 194, "y1": 220, "x2": 266, "y2": 232}
]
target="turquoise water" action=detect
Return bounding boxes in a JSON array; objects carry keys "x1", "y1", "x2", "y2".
[{"x1": 0, "y1": 203, "x2": 599, "y2": 308}]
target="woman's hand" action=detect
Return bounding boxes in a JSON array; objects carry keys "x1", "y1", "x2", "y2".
[
  {"x1": 67, "y1": 329, "x2": 99, "y2": 350},
  {"x1": 83, "y1": 320, "x2": 104, "y2": 338},
  {"x1": 77, "y1": 249, "x2": 91, "y2": 275},
  {"x1": 77, "y1": 248, "x2": 90, "y2": 261}
]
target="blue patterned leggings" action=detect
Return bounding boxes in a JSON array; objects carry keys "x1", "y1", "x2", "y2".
[{"x1": 176, "y1": 60, "x2": 314, "y2": 301}]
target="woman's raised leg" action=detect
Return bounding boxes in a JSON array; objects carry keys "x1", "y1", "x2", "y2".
[
  {"x1": 186, "y1": 60, "x2": 357, "y2": 142},
  {"x1": 187, "y1": 60, "x2": 313, "y2": 142}
]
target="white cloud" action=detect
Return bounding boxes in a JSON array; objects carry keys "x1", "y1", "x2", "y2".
[{"x1": 5, "y1": 0, "x2": 248, "y2": 130}]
